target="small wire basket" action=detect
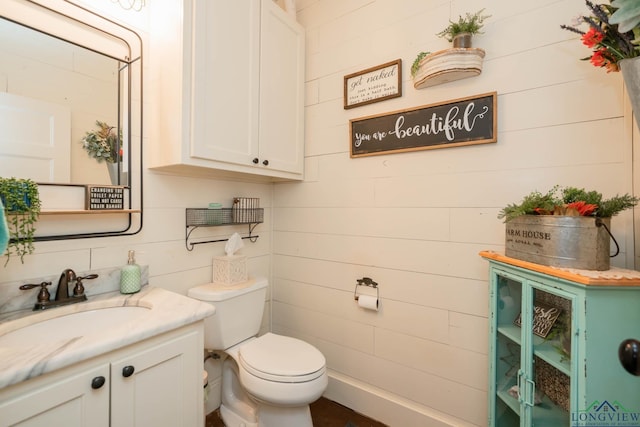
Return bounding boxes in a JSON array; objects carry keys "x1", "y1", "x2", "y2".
[{"x1": 186, "y1": 208, "x2": 263, "y2": 226}]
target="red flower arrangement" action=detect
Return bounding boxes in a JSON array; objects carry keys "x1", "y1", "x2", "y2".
[{"x1": 561, "y1": 1, "x2": 639, "y2": 73}]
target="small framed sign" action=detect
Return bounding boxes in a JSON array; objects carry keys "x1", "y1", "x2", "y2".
[
  {"x1": 514, "y1": 303, "x2": 562, "y2": 338},
  {"x1": 344, "y1": 59, "x2": 402, "y2": 109},
  {"x1": 86, "y1": 185, "x2": 124, "y2": 210}
]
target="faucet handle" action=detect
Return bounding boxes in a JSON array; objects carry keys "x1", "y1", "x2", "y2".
[
  {"x1": 74, "y1": 274, "x2": 98, "y2": 297},
  {"x1": 20, "y1": 282, "x2": 52, "y2": 303}
]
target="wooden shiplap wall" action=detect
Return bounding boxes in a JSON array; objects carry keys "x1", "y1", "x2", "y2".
[{"x1": 272, "y1": 0, "x2": 635, "y2": 425}]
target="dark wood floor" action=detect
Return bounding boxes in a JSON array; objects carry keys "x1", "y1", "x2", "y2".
[{"x1": 205, "y1": 397, "x2": 387, "y2": 427}]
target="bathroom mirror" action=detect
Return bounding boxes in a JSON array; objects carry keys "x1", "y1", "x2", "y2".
[{"x1": 0, "y1": 0, "x2": 142, "y2": 240}]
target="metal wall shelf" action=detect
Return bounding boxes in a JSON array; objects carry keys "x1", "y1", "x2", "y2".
[{"x1": 185, "y1": 208, "x2": 264, "y2": 251}]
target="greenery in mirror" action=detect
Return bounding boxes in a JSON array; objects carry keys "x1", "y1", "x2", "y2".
[
  {"x1": 0, "y1": 177, "x2": 41, "y2": 265},
  {"x1": 81, "y1": 120, "x2": 122, "y2": 164}
]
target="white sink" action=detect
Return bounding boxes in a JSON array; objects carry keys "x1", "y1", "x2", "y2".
[{"x1": 0, "y1": 306, "x2": 150, "y2": 347}]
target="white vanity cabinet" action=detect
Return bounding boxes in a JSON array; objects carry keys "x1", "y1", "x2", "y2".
[
  {"x1": 0, "y1": 364, "x2": 110, "y2": 427},
  {"x1": 150, "y1": 0, "x2": 305, "y2": 181},
  {"x1": 110, "y1": 326, "x2": 201, "y2": 427},
  {"x1": 0, "y1": 324, "x2": 203, "y2": 427}
]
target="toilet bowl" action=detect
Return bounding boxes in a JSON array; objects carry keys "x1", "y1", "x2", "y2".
[{"x1": 188, "y1": 278, "x2": 328, "y2": 427}]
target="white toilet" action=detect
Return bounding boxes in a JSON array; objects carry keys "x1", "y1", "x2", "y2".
[{"x1": 188, "y1": 277, "x2": 328, "y2": 427}]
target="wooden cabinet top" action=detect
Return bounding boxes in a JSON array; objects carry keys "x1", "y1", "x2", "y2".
[{"x1": 480, "y1": 250, "x2": 640, "y2": 287}]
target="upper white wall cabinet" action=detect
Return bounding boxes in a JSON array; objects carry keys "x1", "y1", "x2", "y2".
[{"x1": 149, "y1": 0, "x2": 305, "y2": 181}]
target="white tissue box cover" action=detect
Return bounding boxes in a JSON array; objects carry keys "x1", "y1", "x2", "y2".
[{"x1": 213, "y1": 255, "x2": 248, "y2": 285}]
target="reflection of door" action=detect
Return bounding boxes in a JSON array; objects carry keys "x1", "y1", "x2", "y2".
[{"x1": 0, "y1": 92, "x2": 71, "y2": 182}]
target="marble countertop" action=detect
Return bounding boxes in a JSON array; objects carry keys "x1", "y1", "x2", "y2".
[{"x1": 0, "y1": 286, "x2": 215, "y2": 389}]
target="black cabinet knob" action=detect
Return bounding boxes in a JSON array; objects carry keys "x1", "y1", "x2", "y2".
[
  {"x1": 262, "y1": 160, "x2": 269, "y2": 166},
  {"x1": 91, "y1": 376, "x2": 106, "y2": 389},
  {"x1": 619, "y1": 339, "x2": 640, "y2": 376},
  {"x1": 122, "y1": 365, "x2": 135, "y2": 377},
  {"x1": 252, "y1": 158, "x2": 259, "y2": 164}
]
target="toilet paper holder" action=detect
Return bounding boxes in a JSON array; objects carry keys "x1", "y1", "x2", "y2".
[{"x1": 354, "y1": 277, "x2": 379, "y2": 301}]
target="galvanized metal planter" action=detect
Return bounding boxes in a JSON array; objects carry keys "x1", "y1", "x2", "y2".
[{"x1": 505, "y1": 215, "x2": 611, "y2": 271}]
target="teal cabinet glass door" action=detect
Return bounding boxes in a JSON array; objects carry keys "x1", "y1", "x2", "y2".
[
  {"x1": 490, "y1": 267, "x2": 575, "y2": 426},
  {"x1": 526, "y1": 282, "x2": 574, "y2": 425},
  {"x1": 491, "y1": 269, "x2": 523, "y2": 426}
]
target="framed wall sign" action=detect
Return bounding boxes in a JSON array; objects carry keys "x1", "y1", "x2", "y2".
[
  {"x1": 86, "y1": 185, "x2": 124, "y2": 210},
  {"x1": 344, "y1": 59, "x2": 402, "y2": 109},
  {"x1": 350, "y1": 91, "x2": 497, "y2": 157}
]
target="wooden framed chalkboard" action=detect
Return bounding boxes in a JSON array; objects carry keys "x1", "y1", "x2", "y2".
[{"x1": 350, "y1": 91, "x2": 497, "y2": 157}]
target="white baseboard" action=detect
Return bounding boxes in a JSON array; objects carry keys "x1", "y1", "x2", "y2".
[{"x1": 323, "y1": 370, "x2": 479, "y2": 427}]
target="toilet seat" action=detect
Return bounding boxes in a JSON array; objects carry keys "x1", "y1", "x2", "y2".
[{"x1": 239, "y1": 333, "x2": 326, "y2": 383}]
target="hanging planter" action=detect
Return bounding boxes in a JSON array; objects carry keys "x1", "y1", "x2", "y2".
[
  {"x1": 81, "y1": 120, "x2": 124, "y2": 185},
  {"x1": 0, "y1": 177, "x2": 41, "y2": 265}
]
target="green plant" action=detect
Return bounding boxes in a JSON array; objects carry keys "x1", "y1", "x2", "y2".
[
  {"x1": 410, "y1": 51, "x2": 430, "y2": 77},
  {"x1": 0, "y1": 177, "x2": 41, "y2": 265},
  {"x1": 545, "y1": 311, "x2": 571, "y2": 362},
  {"x1": 436, "y1": 8, "x2": 491, "y2": 42},
  {"x1": 610, "y1": 0, "x2": 640, "y2": 32},
  {"x1": 81, "y1": 120, "x2": 122, "y2": 163},
  {"x1": 498, "y1": 185, "x2": 639, "y2": 222},
  {"x1": 561, "y1": 1, "x2": 640, "y2": 72}
]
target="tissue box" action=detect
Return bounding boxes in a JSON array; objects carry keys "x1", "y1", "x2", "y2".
[{"x1": 213, "y1": 255, "x2": 248, "y2": 285}]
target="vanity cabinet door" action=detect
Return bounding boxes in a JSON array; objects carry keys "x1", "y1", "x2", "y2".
[
  {"x1": 0, "y1": 364, "x2": 109, "y2": 427},
  {"x1": 110, "y1": 328, "x2": 202, "y2": 427}
]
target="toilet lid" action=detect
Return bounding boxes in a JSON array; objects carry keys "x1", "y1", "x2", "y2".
[{"x1": 239, "y1": 333, "x2": 326, "y2": 383}]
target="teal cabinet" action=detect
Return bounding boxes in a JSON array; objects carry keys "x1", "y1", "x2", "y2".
[{"x1": 482, "y1": 252, "x2": 640, "y2": 427}]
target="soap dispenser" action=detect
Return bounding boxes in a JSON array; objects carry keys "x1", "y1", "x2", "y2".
[{"x1": 120, "y1": 250, "x2": 141, "y2": 294}]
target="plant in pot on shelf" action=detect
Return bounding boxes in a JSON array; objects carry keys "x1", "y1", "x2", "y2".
[
  {"x1": 498, "y1": 186, "x2": 638, "y2": 270},
  {"x1": 411, "y1": 8, "x2": 490, "y2": 88},
  {"x1": 561, "y1": 1, "x2": 640, "y2": 128},
  {"x1": 81, "y1": 120, "x2": 123, "y2": 185},
  {"x1": 0, "y1": 177, "x2": 41, "y2": 265},
  {"x1": 436, "y1": 8, "x2": 491, "y2": 48}
]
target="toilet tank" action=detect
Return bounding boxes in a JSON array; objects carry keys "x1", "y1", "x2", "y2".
[{"x1": 187, "y1": 277, "x2": 268, "y2": 350}]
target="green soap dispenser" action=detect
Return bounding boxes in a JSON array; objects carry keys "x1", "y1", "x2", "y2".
[{"x1": 120, "y1": 250, "x2": 141, "y2": 294}]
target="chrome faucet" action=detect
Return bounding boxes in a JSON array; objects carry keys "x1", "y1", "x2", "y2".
[{"x1": 20, "y1": 269, "x2": 98, "y2": 310}]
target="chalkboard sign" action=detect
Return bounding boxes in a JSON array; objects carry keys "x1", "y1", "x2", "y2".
[{"x1": 350, "y1": 92, "x2": 497, "y2": 157}]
